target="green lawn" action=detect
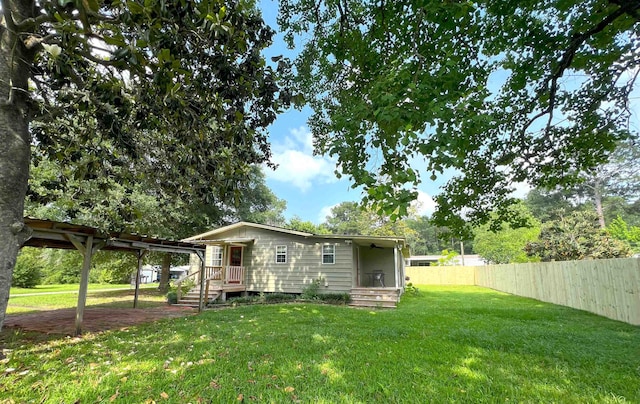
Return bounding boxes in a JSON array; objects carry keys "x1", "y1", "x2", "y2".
[
  {"x1": 9, "y1": 283, "x2": 157, "y2": 295},
  {"x1": 7, "y1": 285, "x2": 166, "y2": 314},
  {"x1": 1, "y1": 286, "x2": 639, "y2": 403}
]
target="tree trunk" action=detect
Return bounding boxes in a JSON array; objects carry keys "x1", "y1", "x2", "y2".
[
  {"x1": 594, "y1": 180, "x2": 606, "y2": 229},
  {"x1": 157, "y1": 253, "x2": 172, "y2": 293},
  {"x1": 0, "y1": 3, "x2": 36, "y2": 331}
]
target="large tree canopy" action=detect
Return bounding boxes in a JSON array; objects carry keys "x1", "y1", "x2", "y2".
[
  {"x1": 572, "y1": 138, "x2": 640, "y2": 228},
  {"x1": 524, "y1": 210, "x2": 631, "y2": 261},
  {"x1": 279, "y1": 0, "x2": 640, "y2": 235},
  {"x1": 523, "y1": 138, "x2": 640, "y2": 228},
  {"x1": 0, "y1": 0, "x2": 288, "y2": 330},
  {"x1": 26, "y1": 160, "x2": 286, "y2": 238},
  {"x1": 473, "y1": 202, "x2": 541, "y2": 264},
  {"x1": 324, "y1": 201, "x2": 417, "y2": 237}
]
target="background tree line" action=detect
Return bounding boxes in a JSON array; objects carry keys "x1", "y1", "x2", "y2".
[{"x1": 15, "y1": 135, "x2": 640, "y2": 288}]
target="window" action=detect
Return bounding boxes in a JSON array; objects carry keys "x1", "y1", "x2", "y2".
[
  {"x1": 276, "y1": 245, "x2": 287, "y2": 263},
  {"x1": 209, "y1": 246, "x2": 222, "y2": 267},
  {"x1": 322, "y1": 244, "x2": 335, "y2": 264}
]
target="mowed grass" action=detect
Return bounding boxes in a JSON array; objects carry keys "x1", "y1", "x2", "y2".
[
  {"x1": 9, "y1": 283, "x2": 156, "y2": 295},
  {"x1": 7, "y1": 285, "x2": 166, "y2": 314},
  {"x1": 1, "y1": 286, "x2": 639, "y2": 403}
]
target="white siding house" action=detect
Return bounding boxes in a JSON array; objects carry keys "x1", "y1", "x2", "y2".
[{"x1": 184, "y1": 222, "x2": 408, "y2": 295}]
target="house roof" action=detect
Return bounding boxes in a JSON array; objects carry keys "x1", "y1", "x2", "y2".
[
  {"x1": 183, "y1": 221, "x2": 314, "y2": 241},
  {"x1": 183, "y1": 221, "x2": 406, "y2": 248}
]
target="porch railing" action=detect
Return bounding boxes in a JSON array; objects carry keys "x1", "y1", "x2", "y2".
[
  {"x1": 175, "y1": 266, "x2": 245, "y2": 303},
  {"x1": 175, "y1": 270, "x2": 199, "y2": 303},
  {"x1": 205, "y1": 266, "x2": 245, "y2": 285}
]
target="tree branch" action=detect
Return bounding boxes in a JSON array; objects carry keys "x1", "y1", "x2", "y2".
[
  {"x1": 609, "y1": 0, "x2": 640, "y2": 21},
  {"x1": 1, "y1": 0, "x2": 17, "y2": 32},
  {"x1": 543, "y1": 2, "x2": 634, "y2": 112},
  {"x1": 12, "y1": 12, "x2": 53, "y2": 31},
  {"x1": 520, "y1": 1, "x2": 639, "y2": 138}
]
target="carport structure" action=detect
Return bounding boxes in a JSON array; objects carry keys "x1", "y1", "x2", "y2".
[{"x1": 21, "y1": 218, "x2": 206, "y2": 335}]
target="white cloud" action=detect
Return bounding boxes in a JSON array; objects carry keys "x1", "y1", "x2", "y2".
[
  {"x1": 318, "y1": 203, "x2": 338, "y2": 224},
  {"x1": 265, "y1": 127, "x2": 337, "y2": 191},
  {"x1": 412, "y1": 190, "x2": 437, "y2": 217},
  {"x1": 290, "y1": 126, "x2": 314, "y2": 154}
]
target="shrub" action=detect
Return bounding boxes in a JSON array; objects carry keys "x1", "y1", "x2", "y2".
[
  {"x1": 40, "y1": 249, "x2": 83, "y2": 284},
  {"x1": 178, "y1": 278, "x2": 195, "y2": 295},
  {"x1": 12, "y1": 248, "x2": 43, "y2": 288},
  {"x1": 318, "y1": 293, "x2": 351, "y2": 304},
  {"x1": 227, "y1": 295, "x2": 260, "y2": 305},
  {"x1": 264, "y1": 293, "x2": 297, "y2": 303},
  {"x1": 166, "y1": 290, "x2": 178, "y2": 304},
  {"x1": 404, "y1": 282, "x2": 420, "y2": 296},
  {"x1": 301, "y1": 278, "x2": 322, "y2": 300}
]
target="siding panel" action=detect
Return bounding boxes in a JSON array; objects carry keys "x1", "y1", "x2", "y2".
[{"x1": 211, "y1": 228, "x2": 353, "y2": 293}]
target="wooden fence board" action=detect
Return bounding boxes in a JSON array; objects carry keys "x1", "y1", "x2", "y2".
[{"x1": 405, "y1": 266, "x2": 475, "y2": 285}]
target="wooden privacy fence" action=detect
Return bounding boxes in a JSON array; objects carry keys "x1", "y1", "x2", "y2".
[
  {"x1": 406, "y1": 258, "x2": 640, "y2": 326},
  {"x1": 405, "y1": 266, "x2": 475, "y2": 285}
]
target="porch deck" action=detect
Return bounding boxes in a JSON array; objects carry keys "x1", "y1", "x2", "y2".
[{"x1": 349, "y1": 287, "x2": 400, "y2": 308}]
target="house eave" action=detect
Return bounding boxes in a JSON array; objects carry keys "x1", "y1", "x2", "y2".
[
  {"x1": 183, "y1": 221, "x2": 313, "y2": 241},
  {"x1": 190, "y1": 237, "x2": 254, "y2": 246},
  {"x1": 318, "y1": 234, "x2": 406, "y2": 248},
  {"x1": 183, "y1": 222, "x2": 407, "y2": 250}
]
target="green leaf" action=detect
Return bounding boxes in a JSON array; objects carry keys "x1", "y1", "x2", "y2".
[
  {"x1": 85, "y1": 0, "x2": 100, "y2": 12},
  {"x1": 102, "y1": 36, "x2": 127, "y2": 47},
  {"x1": 127, "y1": 1, "x2": 144, "y2": 14}
]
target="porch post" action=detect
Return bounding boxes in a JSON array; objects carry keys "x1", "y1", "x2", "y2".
[
  {"x1": 356, "y1": 247, "x2": 361, "y2": 287},
  {"x1": 223, "y1": 245, "x2": 228, "y2": 282},
  {"x1": 66, "y1": 234, "x2": 104, "y2": 336},
  {"x1": 76, "y1": 235, "x2": 92, "y2": 336},
  {"x1": 394, "y1": 246, "x2": 399, "y2": 289},
  {"x1": 133, "y1": 250, "x2": 148, "y2": 308},
  {"x1": 196, "y1": 250, "x2": 206, "y2": 312}
]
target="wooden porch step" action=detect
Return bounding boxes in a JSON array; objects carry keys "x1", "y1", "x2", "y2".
[
  {"x1": 176, "y1": 288, "x2": 221, "y2": 308},
  {"x1": 349, "y1": 300, "x2": 398, "y2": 308},
  {"x1": 349, "y1": 288, "x2": 400, "y2": 308},
  {"x1": 350, "y1": 289, "x2": 400, "y2": 299}
]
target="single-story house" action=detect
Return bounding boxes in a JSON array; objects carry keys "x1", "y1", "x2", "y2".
[{"x1": 181, "y1": 222, "x2": 409, "y2": 307}]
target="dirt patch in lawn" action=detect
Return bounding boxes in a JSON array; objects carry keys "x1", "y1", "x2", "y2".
[{"x1": 3, "y1": 305, "x2": 196, "y2": 336}]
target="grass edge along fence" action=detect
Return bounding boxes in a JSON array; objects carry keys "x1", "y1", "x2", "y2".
[{"x1": 406, "y1": 257, "x2": 640, "y2": 326}]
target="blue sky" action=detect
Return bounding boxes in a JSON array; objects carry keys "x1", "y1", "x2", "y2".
[{"x1": 258, "y1": 1, "x2": 439, "y2": 224}]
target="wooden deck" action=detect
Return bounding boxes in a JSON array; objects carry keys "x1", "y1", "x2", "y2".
[{"x1": 349, "y1": 287, "x2": 400, "y2": 308}]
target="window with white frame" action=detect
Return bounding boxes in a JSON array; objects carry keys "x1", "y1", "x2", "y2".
[
  {"x1": 209, "y1": 246, "x2": 223, "y2": 267},
  {"x1": 276, "y1": 245, "x2": 287, "y2": 263},
  {"x1": 322, "y1": 244, "x2": 335, "y2": 264}
]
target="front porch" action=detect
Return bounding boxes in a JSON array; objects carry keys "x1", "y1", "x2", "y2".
[
  {"x1": 175, "y1": 265, "x2": 247, "y2": 307},
  {"x1": 203, "y1": 265, "x2": 247, "y2": 301},
  {"x1": 178, "y1": 239, "x2": 252, "y2": 307}
]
